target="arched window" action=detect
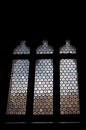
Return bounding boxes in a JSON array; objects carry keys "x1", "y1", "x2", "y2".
[
  {"x1": 59, "y1": 40, "x2": 80, "y2": 115},
  {"x1": 33, "y1": 40, "x2": 54, "y2": 115},
  {"x1": 3, "y1": 39, "x2": 81, "y2": 124},
  {"x1": 6, "y1": 41, "x2": 30, "y2": 115}
]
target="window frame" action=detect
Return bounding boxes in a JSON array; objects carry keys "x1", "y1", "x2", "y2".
[{"x1": 2, "y1": 42, "x2": 81, "y2": 123}]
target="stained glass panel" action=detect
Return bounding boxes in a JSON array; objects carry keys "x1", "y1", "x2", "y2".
[
  {"x1": 6, "y1": 60, "x2": 29, "y2": 115},
  {"x1": 60, "y1": 40, "x2": 76, "y2": 54},
  {"x1": 33, "y1": 59, "x2": 53, "y2": 115},
  {"x1": 36, "y1": 40, "x2": 54, "y2": 54},
  {"x1": 60, "y1": 59, "x2": 80, "y2": 114},
  {"x1": 13, "y1": 41, "x2": 30, "y2": 54}
]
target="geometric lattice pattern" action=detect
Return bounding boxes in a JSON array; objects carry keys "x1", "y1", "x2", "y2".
[
  {"x1": 60, "y1": 40, "x2": 76, "y2": 54},
  {"x1": 36, "y1": 40, "x2": 54, "y2": 54},
  {"x1": 33, "y1": 59, "x2": 53, "y2": 115},
  {"x1": 60, "y1": 59, "x2": 80, "y2": 114},
  {"x1": 6, "y1": 60, "x2": 29, "y2": 115},
  {"x1": 13, "y1": 40, "x2": 30, "y2": 54}
]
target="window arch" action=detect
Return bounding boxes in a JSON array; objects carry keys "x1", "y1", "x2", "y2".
[
  {"x1": 13, "y1": 40, "x2": 30, "y2": 54},
  {"x1": 59, "y1": 40, "x2": 80, "y2": 115},
  {"x1": 36, "y1": 40, "x2": 54, "y2": 54},
  {"x1": 6, "y1": 41, "x2": 30, "y2": 115},
  {"x1": 60, "y1": 40, "x2": 76, "y2": 54},
  {"x1": 33, "y1": 40, "x2": 54, "y2": 115}
]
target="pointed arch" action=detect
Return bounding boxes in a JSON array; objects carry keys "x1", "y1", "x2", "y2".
[
  {"x1": 60, "y1": 40, "x2": 76, "y2": 54},
  {"x1": 36, "y1": 40, "x2": 54, "y2": 54},
  {"x1": 13, "y1": 40, "x2": 30, "y2": 54}
]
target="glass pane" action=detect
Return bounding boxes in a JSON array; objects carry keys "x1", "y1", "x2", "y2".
[
  {"x1": 36, "y1": 40, "x2": 54, "y2": 54},
  {"x1": 60, "y1": 40, "x2": 76, "y2": 54},
  {"x1": 60, "y1": 59, "x2": 80, "y2": 114},
  {"x1": 13, "y1": 41, "x2": 30, "y2": 54},
  {"x1": 33, "y1": 59, "x2": 53, "y2": 115},
  {"x1": 6, "y1": 60, "x2": 29, "y2": 115}
]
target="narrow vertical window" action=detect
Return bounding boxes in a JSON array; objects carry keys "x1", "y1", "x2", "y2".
[
  {"x1": 6, "y1": 41, "x2": 30, "y2": 115},
  {"x1": 59, "y1": 41, "x2": 80, "y2": 114},
  {"x1": 33, "y1": 40, "x2": 54, "y2": 115}
]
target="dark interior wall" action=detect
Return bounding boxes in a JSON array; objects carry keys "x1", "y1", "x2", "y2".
[{"x1": 0, "y1": 1, "x2": 85, "y2": 127}]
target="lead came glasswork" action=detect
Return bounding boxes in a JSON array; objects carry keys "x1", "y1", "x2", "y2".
[
  {"x1": 6, "y1": 60, "x2": 29, "y2": 115},
  {"x1": 33, "y1": 59, "x2": 53, "y2": 115},
  {"x1": 13, "y1": 41, "x2": 30, "y2": 54},
  {"x1": 60, "y1": 40, "x2": 76, "y2": 54},
  {"x1": 60, "y1": 59, "x2": 80, "y2": 114},
  {"x1": 36, "y1": 40, "x2": 54, "y2": 54}
]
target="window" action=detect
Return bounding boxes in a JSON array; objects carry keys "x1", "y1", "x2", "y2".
[
  {"x1": 59, "y1": 41, "x2": 80, "y2": 115},
  {"x1": 33, "y1": 40, "x2": 54, "y2": 115},
  {"x1": 60, "y1": 59, "x2": 80, "y2": 115},
  {"x1": 4, "y1": 40, "x2": 80, "y2": 123},
  {"x1": 6, "y1": 41, "x2": 30, "y2": 115}
]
